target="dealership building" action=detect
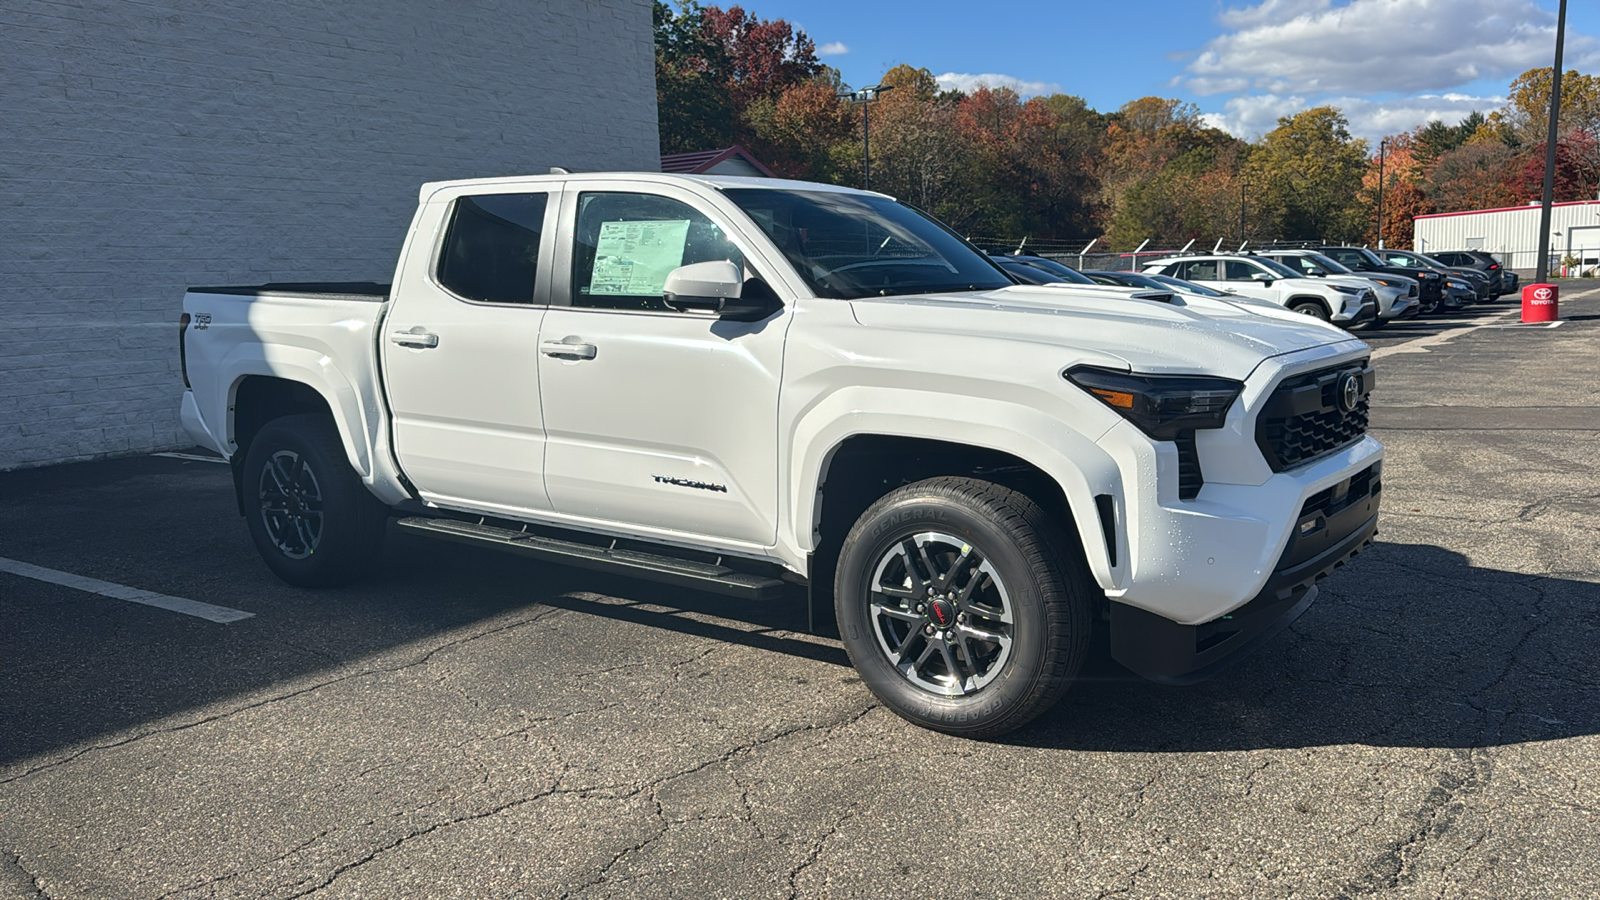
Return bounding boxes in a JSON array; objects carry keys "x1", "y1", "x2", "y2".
[
  {"x1": 1413, "y1": 200, "x2": 1600, "y2": 275},
  {"x1": 1, "y1": 1, "x2": 659, "y2": 469}
]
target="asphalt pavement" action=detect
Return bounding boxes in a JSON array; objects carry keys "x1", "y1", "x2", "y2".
[{"x1": 3, "y1": 283, "x2": 1599, "y2": 898}]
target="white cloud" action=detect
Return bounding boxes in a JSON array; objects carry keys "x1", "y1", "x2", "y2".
[
  {"x1": 934, "y1": 72, "x2": 1064, "y2": 97},
  {"x1": 1188, "y1": 0, "x2": 1600, "y2": 96},
  {"x1": 817, "y1": 41, "x2": 849, "y2": 57},
  {"x1": 1203, "y1": 92, "x2": 1506, "y2": 141}
]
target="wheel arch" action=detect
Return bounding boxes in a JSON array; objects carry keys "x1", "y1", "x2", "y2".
[
  {"x1": 1285, "y1": 295, "x2": 1332, "y2": 317},
  {"x1": 803, "y1": 432, "x2": 1121, "y2": 634}
]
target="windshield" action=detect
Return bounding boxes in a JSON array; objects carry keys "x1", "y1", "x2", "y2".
[
  {"x1": 1305, "y1": 252, "x2": 1352, "y2": 274},
  {"x1": 1147, "y1": 273, "x2": 1229, "y2": 297},
  {"x1": 1008, "y1": 256, "x2": 1096, "y2": 284},
  {"x1": 1410, "y1": 252, "x2": 1450, "y2": 269},
  {"x1": 1086, "y1": 271, "x2": 1169, "y2": 290},
  {"x1": 722, "y1": 189, "x2": 1011, "y2": 299},
  {"x1": 1257, "y1": 257, "x2": 1302, "y2": 278},
  {"x1": 1349, "y1": 247, "x2": 1388, "y2": 268}
]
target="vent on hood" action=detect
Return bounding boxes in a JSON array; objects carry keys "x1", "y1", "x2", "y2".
[{"x1": 1130, "y1": 290, "x2": 1175, "y2": 303}]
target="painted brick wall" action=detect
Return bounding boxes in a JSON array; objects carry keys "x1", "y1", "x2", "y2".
[{"x1": 0, "y1": 0, "x2": 660, "y2": 469}]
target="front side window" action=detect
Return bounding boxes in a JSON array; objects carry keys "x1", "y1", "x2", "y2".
[
  {"x1": 722, "y1": 189, "x2": 1010, "y2": 299},
  {"x1": 1224, "y1": 260, "x2": 1261, "y2": 281},
  {"x1": 571, "y1": 192, "x2": 743, "y2": 311},
  {"x1": 436, "y1": 193, "x2": 549, "y2": 304}
]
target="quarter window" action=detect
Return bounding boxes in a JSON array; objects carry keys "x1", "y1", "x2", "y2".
[
  {"x1": 571, "y1": 192, "x2": 743, "y2": 311},
  {"x1": 436, "y1": 193, "x2": 549, "y2": 305}
]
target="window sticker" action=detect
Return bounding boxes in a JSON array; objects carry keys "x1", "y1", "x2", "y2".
[{"x1": 588, "y1": 220, "x2": 691, "y2": 295}]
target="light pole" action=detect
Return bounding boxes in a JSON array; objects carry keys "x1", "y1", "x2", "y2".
[
  {"x1": 840, "y1": 84, "x2": 895, "y2": 191},
  {"x1": 1535, "y1": 0, "x2": 1568, "y2": 284},
  {"x1": 1376, "y1": 137, "x2": 1386, "y2": 249}
]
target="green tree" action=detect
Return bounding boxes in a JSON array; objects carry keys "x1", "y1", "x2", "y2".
[{"x1": 1247, "y1": 107, "x2": 1369, "y2": 241}]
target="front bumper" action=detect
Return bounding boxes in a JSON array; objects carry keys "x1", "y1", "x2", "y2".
[
  {"x1": 1111, "y1": 460, "x2": 1382, "y2": 683},
  {"x1": 1335, "y1": 300, "x2": 1377, "y2": 327}
]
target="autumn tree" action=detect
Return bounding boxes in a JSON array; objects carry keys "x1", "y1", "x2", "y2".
[{"x1": 1248, "y1": 107, "x2": 1369, "y2": 241}]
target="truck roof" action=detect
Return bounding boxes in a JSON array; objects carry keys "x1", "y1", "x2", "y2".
[{"x1": 418, "y1": 171, "x2": 887, "y2": 200}]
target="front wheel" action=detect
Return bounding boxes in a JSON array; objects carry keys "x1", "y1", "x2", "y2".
[
  {"x1": 834, "y1": 477, "x2": 1094, "y2": 738},
  {"x1": 1289, "y1": 300, "x2": 1331, "y2": 321},
  {"x1": 241, "y1": 414, "x2": 388, "y2": 587}
]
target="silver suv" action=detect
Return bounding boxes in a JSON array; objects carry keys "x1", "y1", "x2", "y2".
[{"x1": 1144, "y1": 254, "x2": 1378, "y2": 328}]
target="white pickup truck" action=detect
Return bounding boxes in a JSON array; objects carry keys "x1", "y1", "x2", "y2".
[{"x1": 179, "y1": 173, "x2": 1382, "y2": 737}]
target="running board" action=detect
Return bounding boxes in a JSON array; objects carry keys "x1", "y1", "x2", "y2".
[{"x1": 393, "y1": 516, "x2": 788, "y2": 601}]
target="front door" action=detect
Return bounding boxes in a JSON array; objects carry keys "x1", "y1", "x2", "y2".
[
  {"x1": 536, "y1": 184, "x2": 789, "y2": 547},
  {"x1": 383, "y1": 189, "x2": 559, "y2": 515}
]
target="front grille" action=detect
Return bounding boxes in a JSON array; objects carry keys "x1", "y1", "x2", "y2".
[{"x1": 1256, "y1": 362, "x2": 1373, "y2": 471}]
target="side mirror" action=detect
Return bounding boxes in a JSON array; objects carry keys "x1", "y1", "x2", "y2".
[
  {"x1": 662, "y1": 260, "x2": 783, "y2": 322},
  {"x1": 663, "y1": 260, "x2": 742, "y2": 314},
  {"x1": 1251, "y1": 272, "x2": 1275, "y2": 284}
]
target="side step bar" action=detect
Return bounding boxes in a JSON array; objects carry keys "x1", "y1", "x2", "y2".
[{"x1": 393, "y1": 516, "x2": 789, "y2": 601}]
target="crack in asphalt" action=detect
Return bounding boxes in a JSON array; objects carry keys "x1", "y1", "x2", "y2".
[
  {"x1": 785, "y1": 802, "x2": 859, "y2": 899},
  {"x1": 0, "y1": 606, "x2": 566, "y2": 786},
  {"x1": 280, "y1": 703, "x2": 880, "y2": 898},
  {"x1": 1, "y1": 851, "x2": 49, "y2": 899},
  {"x1": 1337, "y1": 751, "x2": 1492, "y2": 897}
]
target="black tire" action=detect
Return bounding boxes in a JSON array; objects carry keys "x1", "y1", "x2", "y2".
[
  {"x1": 242, "y1": 413, "x2": 388, "y2": 587},
  {"x1": 1288, "y1": 299, "x2": 1330, "y2": 321},
  {"x1": 833, "y1": 477, "x2": 1094, "y2": 739}
]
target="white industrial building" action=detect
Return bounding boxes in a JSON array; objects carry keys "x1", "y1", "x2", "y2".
[
  {"x1": 1413, "y1": 201, "x2": 1600, "y2": 276},
  {"x1": 1, "y1": 0, "x2": 660, "y2": 469}
]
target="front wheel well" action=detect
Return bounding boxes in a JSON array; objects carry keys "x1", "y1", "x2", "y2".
[
  {"x1": 809, "y1": 435, "x2": 1085, "y2": 634},
  {"x1": 1286, "y1": 295, "x2": 1332, "y2": 317}
]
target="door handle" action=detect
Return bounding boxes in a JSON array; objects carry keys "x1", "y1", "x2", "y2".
[
  {"x1": 391, "y1": 329, "x2": 439, "y2": 348},
  {"x1": 541, "y1": 339, "x2": 598, "y2": 360}
]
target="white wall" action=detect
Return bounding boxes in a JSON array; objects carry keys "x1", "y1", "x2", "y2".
[
  {"x1": 1413, "y1": 201, "x2": 1600, "y2": 272},
  {"x1": 1, "y1": 0, "x2": 659, "y2": 469}
]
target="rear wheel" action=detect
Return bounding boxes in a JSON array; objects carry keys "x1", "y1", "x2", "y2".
[
  {"x1": 242, "y1": 414, "x2": 388, "y2": 587},
  {"x1": 834, "y1": 477, "x2": 1094, "y2": 738}
]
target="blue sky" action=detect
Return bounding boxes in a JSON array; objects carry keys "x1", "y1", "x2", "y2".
[{"x1": 746, "y1": 0, "x2": 1600, "y2": 141}]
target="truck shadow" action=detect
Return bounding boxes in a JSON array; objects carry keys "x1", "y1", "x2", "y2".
[
  {"x1": 1017, "y1": 539, "x2": 1600, "y2": 751},
  {"x1": 1, "y1": 455, "x2": 1594, "y2": 763}
]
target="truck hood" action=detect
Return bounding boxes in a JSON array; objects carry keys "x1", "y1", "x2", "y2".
[{"x1": 848, "y1": 285, "x2": 1361, "y2": 382}]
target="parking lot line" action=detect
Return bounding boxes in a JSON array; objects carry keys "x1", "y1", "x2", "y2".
[
  {"x1": 0, "y1": 557, "x2": 254, "y2": 623},
  {"x1": 1370, "y1": 307, "x2": 1520, "y2": 360}
]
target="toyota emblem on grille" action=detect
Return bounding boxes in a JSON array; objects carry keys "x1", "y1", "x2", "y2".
[{"x1": 1338, "y1": 372, "x2": 1361, "y2": 413}]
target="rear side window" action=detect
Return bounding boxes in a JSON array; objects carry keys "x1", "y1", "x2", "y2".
[
  {"x1": 1185, "y1": 260, "x2": 1220, "y2": 281},
  {"x1": 436, "y1": 193, "x2": 549, "y2": 304}
]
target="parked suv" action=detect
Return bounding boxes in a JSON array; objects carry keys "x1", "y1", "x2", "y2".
[
  {"x1": 1254, "y1": 249, "x2": 1418, "y2": 324},
  {"x1": 1374, "y1": 250, "x2": 1491, "y2": 302},
  {"x1": 1302, "y1": 246, "x2": 1447, "y2": 312},
  {"x1": 1426, "y1": 250, "x2": 1508, "y2": 297},
  {"x1": 1143, "y1": 254, "x2": 1377, "y2": 327}
]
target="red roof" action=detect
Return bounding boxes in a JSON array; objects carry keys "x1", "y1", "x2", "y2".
[
  {"x1": 659, "y1": 146, "x2": 776, "y2": 177},
  {"x1": 1415, "y1": 200, "x2": 1600, "y2": 219}
]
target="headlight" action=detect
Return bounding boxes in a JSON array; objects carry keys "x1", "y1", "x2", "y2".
[
  {"x1": 1065, "y1": 367, "x2": 1244, "y2": 440},
  {"x1": 1371, "y1": 278, "x2": 1399, "y2": 287},
  {"x1": 1331, "y1": 285, "x2": 1360, "y2": 294}
]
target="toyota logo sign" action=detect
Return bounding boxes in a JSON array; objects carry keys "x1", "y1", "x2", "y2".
[
  {"x1": 1337, "y1": 372, "x2": 1361, "y2": 413},
  {"x1": 1533, "y1": 287, "x2": 1554, "y2": 302}
]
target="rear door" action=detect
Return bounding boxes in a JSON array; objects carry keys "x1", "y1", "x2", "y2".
[
  {"x1": 382, "y1": 187, "x2": 560, "y2": 515},
  {"x1": 535, "y1": 180, "x2": 792, "y2": 547}
]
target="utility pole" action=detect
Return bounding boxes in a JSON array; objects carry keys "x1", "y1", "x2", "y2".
[
  {"x1": 1536, "y1": 0, "x2": 1567, "y2": 284},
  {"x1": 840, "y1": 84, "x2": 896, "y2": 191},
  {"x1": 1376, "y1": 137, "x2": 1386, "y2": 249}
]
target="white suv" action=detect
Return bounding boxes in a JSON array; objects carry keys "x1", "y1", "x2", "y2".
[
  {"x1": 1144, "y1": 255, "x2": 1377, "y2": 328},
  {"x1": 1255, "y1": 249, "x2": 1418, "y2": 325}
]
